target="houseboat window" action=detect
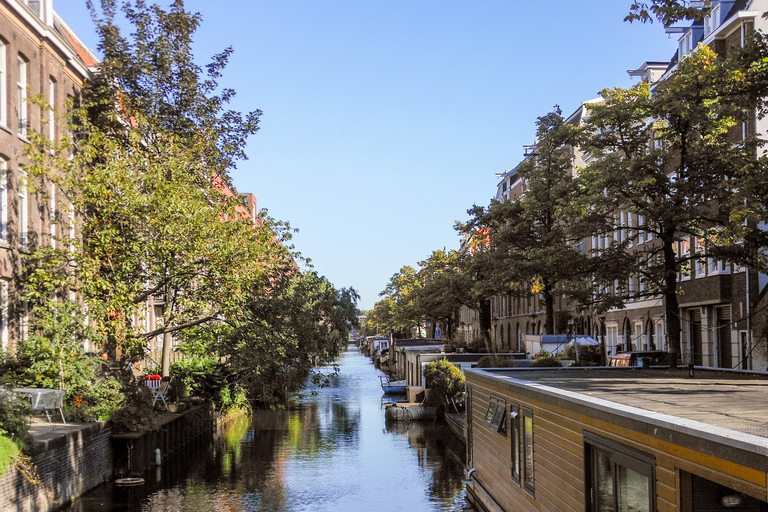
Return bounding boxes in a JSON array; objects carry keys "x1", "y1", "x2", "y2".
[
  {"x1": 510, "y1": 404, "x2": 520, "y2": 484},
  {"x1": 523, "y1": 407, "x2": 534, "y2": 494},
  {"x1": 485, "y1": 396, "x2": 507, "y2": 434},
  {"x1": 585, "y1": 432, "x2": 655, "y2": 512},
  {"x1": 467, "y1": 386, "x2": 473, "y2": 466}
]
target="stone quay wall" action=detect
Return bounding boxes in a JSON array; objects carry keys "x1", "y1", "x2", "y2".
[{"x1": 0, "y1": 421, "x2": 112, "y2": 512}]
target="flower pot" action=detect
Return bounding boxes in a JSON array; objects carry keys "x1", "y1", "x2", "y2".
[{"x1": 167, "y1": 403, "x2": 185, "y2": 413}]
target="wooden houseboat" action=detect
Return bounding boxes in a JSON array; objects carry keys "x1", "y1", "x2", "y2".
[{"x1": 464, "y1": 366, "x2": 768, "y2": 512}]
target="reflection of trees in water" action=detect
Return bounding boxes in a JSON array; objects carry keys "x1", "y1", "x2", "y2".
[
  {"x1": 285, "y1": 400, "x2": 362, "y2": 457},
  {"x1": 387, "y1": 420, "x2": 466, "y2": 505}
]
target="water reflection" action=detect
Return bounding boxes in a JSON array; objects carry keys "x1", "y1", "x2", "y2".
[{"x1": 64, "y1": 347, "x2": 467, "y2": 511}]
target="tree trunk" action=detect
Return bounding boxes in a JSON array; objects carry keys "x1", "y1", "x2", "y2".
[
  {"x1": 479, "y1": 298, "x2": 492, "y2": 353},
  {"x1": 161, "y1": 298, "x2": 173, "y2": 377},
  {"x1": 543, "y1": 282, "x2": 555, "y2": 335},
  {"x1": 663, "y1": 238, "x2": 681, "y2": 368}
]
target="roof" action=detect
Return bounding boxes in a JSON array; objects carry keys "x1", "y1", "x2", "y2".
[{"x1": 481, "y1": 367, "x2": 768, "y2": 439}]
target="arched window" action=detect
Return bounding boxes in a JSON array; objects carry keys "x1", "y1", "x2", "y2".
[
  {"x1": 623, "y1": 318, "x2": 632, "y2": 351},
  {"x1": 645, "y1": 319, "x2": 655, "y2": 350}
]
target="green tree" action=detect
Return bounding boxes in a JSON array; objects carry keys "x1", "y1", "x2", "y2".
[
  {"x1": 581, "y1": 41, "x2": 768, "y2": 366},
  {"x1": 416, "y1": 249, "x2": 467, "y2": 341},
  {"x1": 379, "y1": 265, "x2": 424, "y2": 338},
  {"x1": 24, "y1": 0, "x2": 281, "y2": 377},
  {"x1": 221, "y1": 270, "x2": 359, "y2": 405},
  {"x1": 460, "y1": 108, "x2": 618, "y2": 337},
  {"x1": 423, "y1": 359, "x2": 465, "y2": 414}
]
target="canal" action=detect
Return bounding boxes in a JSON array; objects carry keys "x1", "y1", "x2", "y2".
[{"x1": 64, "y1": 345, "x2": 468, "y2": 511}]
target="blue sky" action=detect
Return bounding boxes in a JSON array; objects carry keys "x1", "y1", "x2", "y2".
[{"x1": 54, "y1": 1, "x2": 680, "y2": 310}]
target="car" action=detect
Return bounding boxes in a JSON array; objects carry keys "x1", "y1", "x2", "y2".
[{"x1": 609, "y1": 351, "x2": 671, "y2": 367}]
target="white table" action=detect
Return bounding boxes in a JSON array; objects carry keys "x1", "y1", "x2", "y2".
[{"x1": 13, "y1": 388, "x2": 66, "y2": 425}]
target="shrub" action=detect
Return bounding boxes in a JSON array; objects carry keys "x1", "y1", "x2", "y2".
[
  {"x1": 423, "y1": 359, "x2": 465, "y2": 412},
  {"x1": 0, "y1": 395, "x2": 31, "y2": 453},
  {"x1": 560, "y1": 343, "x2": 604, "y2": 366},
  {"x1": 530, "y1": 350, "x2": 562, "y2": 368},
  {"x1": 171, "y1": 355, "x2": 228, "y2": 403},
  {"x1": 476, "y1": 355, "x2": 516, "y2": 368},
  {"x1": 109, "y1": 383, "x2": 158, "y2": 434}
]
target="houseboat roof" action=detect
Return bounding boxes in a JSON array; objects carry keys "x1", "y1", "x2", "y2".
[
  {"x1": 484, "y1": 367, "x2": 768, "y2": 437},
  {"x1": 468, "y1": 366, "x2": 768, "y2": 469}
]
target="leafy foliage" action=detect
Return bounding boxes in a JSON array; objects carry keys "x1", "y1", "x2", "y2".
[
  {"x1": 476, "y1": 355, "x2": 517, "y2": 368},
  {"x1": 423, "y1": 359, "x2": 465, "y2": 412},
  {"x1": 217, "y1": 270, "x2": 359, "y2": 407},
  {"x1": 530, "y1": 351, "x2": 562, "y2": 368},
  {"x1": 560, "y1": 344, "x2": 604, "y2": 367},
  {"x1": 581, "y1": 40, "x2": 768, "y2": 365}
]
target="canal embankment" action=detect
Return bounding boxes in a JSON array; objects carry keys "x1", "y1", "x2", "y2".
[
  {"x1": 0, "y1": 403, "x2": 214, "y2": 512},
  {"x1": 0, "y1": 420, "x2": 111, "y2": 512}
]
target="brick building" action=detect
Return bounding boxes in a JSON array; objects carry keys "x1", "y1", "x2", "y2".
[
  {"x1": 0, "y1": 0, "x2": 96, "y2": 352},
  {"x1": 481, "y1": 0, "x2": 768, "y2": 371}
]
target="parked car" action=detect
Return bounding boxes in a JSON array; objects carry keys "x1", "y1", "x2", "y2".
[{"x1": 609, "y1": 351, "x2": 671, "y2": 367}]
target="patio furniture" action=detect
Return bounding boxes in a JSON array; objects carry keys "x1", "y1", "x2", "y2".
[
  {"x1": 146, "y1": 375, "x2": 172, "y2": 410},
  {"x1": 14, "y1": 388, "x2": 66, "y2": 427}
]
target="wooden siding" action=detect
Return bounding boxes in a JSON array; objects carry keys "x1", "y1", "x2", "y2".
[{"x1": 467, "y1": 373, "x2": 768, "y2": 512}]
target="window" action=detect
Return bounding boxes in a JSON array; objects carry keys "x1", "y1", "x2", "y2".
[
  {"x1": 484, "y1": 396, "x2": 507, "y2": 434},
  {"x1": 19, "y1": 300, "x2": 28, "y2": 343},
  {"x1": 19, "y1": 169, "x2": 27, "y2": 248},
  {"x1": 49, "y1": 183, "x2": 56, "y2": 248},
  {"x1": 522, "y1": 407, "x2": 534, "y2": 493},
  {"x1": 17, "y1": 54, "x2": 28, "y2": 137},
  {"x1": 68, "y1": 203, "x2": 75, "y2": 252},
  {"x1": 510, "y1": 404, "x2": 520, "y2": 483},
  {"x1": 48, "y1": 77, "x2": 56, "y2": 141},
  {"x1": 679, "y1": 30, "x2": 694, "y2": 59},
  {"x1": 467, "y1": 386, "x2": 473, "y2": 466},
  {"x1": 66, "y1": 95, "x2": 75, "y2": 159},
  {"x1": 0, "y1": 158, "x2": 6, "y2": 244},
  {"x1": 585, "y1": 432, "x2": 655, "y2": 512},
  {"x1": 0, "y1": 280, "x2": 7, "y2": 350},
  {"x1": 0, "y1": 39, "x2": 6, "y2": 127}
]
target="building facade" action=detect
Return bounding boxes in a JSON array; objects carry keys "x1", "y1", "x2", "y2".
[
  {"x1": 481, "y1": 0, "x2": 768, "y2": 371},
  {"x1": 0, "y1": 0, "x2": 96, "y2": 352}
]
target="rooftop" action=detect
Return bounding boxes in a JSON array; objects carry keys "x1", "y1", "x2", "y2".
[{"x1": 481, "y1": 367, "x2": 768, "y2": 439}]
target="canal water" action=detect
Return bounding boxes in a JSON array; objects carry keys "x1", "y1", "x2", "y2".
[{"x1": 64, "y1": 345, "x2": 468, "y2": 511}]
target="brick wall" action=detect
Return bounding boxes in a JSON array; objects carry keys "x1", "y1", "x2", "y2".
[{"x1": 0, "y1": 421, "x2": 112, "y2": 512}]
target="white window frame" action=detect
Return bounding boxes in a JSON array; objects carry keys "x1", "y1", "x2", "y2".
[
  {"x1": 17, "y1": 54, "x2": 27, "y2": 138},
  {"x1": 19, "y1": 168, "x2": 27, "y2": 248},
  {"x1": 0, "y1": 39, "x2": 6, "y2": 127},
  {"x1": 68, "y1": 203, "x2": 75, "y2": 252},
  {"x1": 695, "y1": 238, "x2": 706, "y2": 278},
  {"x1": 19, "y1": 300, "x2": 28, "y2": 343},
  {"x1": 48, "y1": 76, "x2": 56, "y2": 141},
  {"x1": 49, "y1": 183, "x2": 56, "y2": 249},
  {"x1": 0, "y1": 280, "x2": 8, "y2": 350},
  {"x1": 0, "y1": 159, "x2": 6, "y2": 244}
]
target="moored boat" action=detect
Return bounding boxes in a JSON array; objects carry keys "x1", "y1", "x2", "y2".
[{"x1": 380, "y1": 376, "x2": 406, "y2": 394}]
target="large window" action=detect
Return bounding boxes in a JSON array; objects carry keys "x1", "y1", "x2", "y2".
[
  {"x1": 48, "y1": 76, "x2": 56, "y2": 141},
  {"x1": 18, "y1": 168, "x2": 27, "y2": 248},
  {"x1": 49, "y1": 183, "x2": 56, "y2": 248},
  {"x1": 510, "y1": 404, "x2": 520, "y2": 484},
  {"x1": 0, "y1": 38, "x2": 6, "y2": 127},
  {"x1": 0, "y1": 280, "x2": 7, "y2": 351},
  {"x1": 484, "y1": 396, "x2": 507, "y2": 434},
  {"x1": 585, "y1": 432, "x2": 655, "y2": 512},
  {"x1": 17, "y1": 54, "x2": 28, "y2": 137},
  {"x1": 522, "y1": 408, "x2": 534, "y2": 493},
  {"x1": 0, "y1": 158, "x2": 6, "y2": 244},
  {"x1": 467, "y1": 386, "x2": 473, "y2": 467}
]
